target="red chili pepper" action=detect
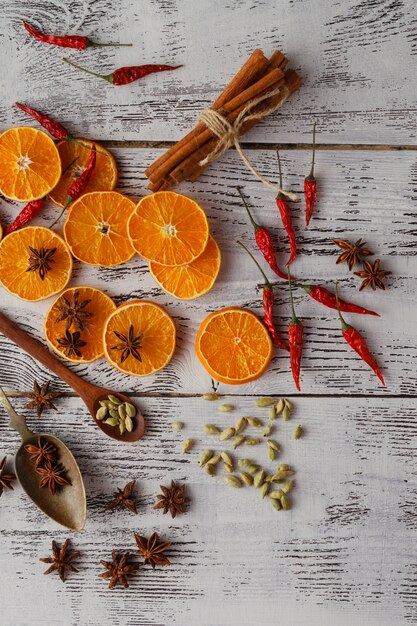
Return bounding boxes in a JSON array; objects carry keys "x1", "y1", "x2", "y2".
[
  {"x1": 236, "y1": 187, "x2": 294, "y2": 281},
  {"x1": 4, "y1": 157, "x2": 78, "y2": 235},
  {"x1": 276, "y1": 151, "x2": 297, "y2": 266},
  {"x1": 288, "y1": 269, "x2": 304, "y2": 391},
  {"x1": 63, "y1": 58, "x2": 182, "y2": 86},
  {"x1": 335, "y1": 284, "x2": 384, "y2": 385},
  {"x1": 304, "y1": 122, "x2": 317, "y2": 226},
  {"x1": 23, "y1": 20, "x2": 131, "y2": 49},
  {"x1": 300, "y1": 284, "x2": 380, "y2": 317},
  {"x1": 237, "y1": 240, "x2": 289, "y2": 351}
]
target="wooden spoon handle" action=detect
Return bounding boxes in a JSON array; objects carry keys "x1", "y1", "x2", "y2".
[{"x1": 0, "y1": 311, "x2": 94, "y2": 398}]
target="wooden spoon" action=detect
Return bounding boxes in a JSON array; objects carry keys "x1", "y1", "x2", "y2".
[
  {"x1": 0, "y1": 311, "x2": 145, "y2": 442},
  {"x1": 0, "y1": 388, "x2": 86, "y2": 531}
]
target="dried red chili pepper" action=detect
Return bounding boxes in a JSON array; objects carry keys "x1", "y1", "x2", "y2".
[
  {"x1": 23, "y1": 21, "x2": 131, "y2": 49},
  {"x1": 288, "y1": 269, "x2": 304, "y2": 391},
  {"x1": 237, "y1": 187, "x2": 294, "y2": 281},
  {"x1": 63, "y1": 58, "x2": 182, "y2": 86},
  {"x1": 4, "y1": 158, "x2": 78, "y2": 235},
  {"x1": 237, "y1": 241, "x2": 288, "y2": 351},
  {"x1": 276, "y1": 151, "x2": 297, "y2": 266},
  {"x1": 299, "y1": 284, "x2": 380, "y2": 317},
  {"x1": 335, "y1": 284, "x2": 384, "y2": 385},
  {"x1": 304, "y1": 121, "x2": 317, "y2": 226}
]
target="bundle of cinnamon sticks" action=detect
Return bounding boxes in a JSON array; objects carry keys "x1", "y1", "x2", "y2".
[{"x1": 145, "y1": 49, "x2": 301, "y2": 191}]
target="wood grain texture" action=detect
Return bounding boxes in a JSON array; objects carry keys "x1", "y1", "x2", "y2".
[{"x1": 1, "y1": 0, "x2": 417, "y2": 143}]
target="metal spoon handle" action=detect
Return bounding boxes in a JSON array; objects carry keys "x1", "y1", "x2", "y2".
[
  {"x1": 0, "y1": 311, "x2": 93, "y2": 397},
  {"x1": 0, "y1": 387, "x2": 34, "y2": 441}
]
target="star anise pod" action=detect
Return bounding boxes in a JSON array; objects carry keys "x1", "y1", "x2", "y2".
[
  {"x1": 57, "y1": 330, "x2": 87, "y2": 358},
  {"x1": 0, "y1": 456, "x2": 16, "y2": 496},
  {"x1": 40, "y1": 539, "x2": 80, "y2": 582},
  {"x1": 99, "y1": 550, "x2": 139, "y2": 589},
  {"x1": 354, "y1": 258, "x2": 392, "y2": 291},
  {"x1": 53, "y1": 290, "x2": 93, "y2": 331},
  {"x1": 24, "y1": 436, "x2": 57, "y2": 468},
  {"x1": 111, "y1": 325, "x2": 142, "y2": 363},
  {"x1": 134, "y1": 532, "x2": 172, "y2": 568},
  {"x1": 334, "y1": 238, "x2": 373, "y2": 271},
  {"x1": 36, "y1": 461, "x2": 70, "y2": 495},
  {"x1": 154, "y1": 480, "x2": 190, "y2": 518},
  {"x1": 106, "y1": 479, "x2": 137, "y2": 514},
  {"x1": 26, "y1": 246, "x2": 56, "y2": 280},
  {"x1": 25, "y1": 380, "x2": 60, "y2": 417}
]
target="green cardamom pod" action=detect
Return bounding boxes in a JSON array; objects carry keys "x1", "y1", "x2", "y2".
[
  {"x1": 125, "y1": 403, "x2": 137, "y2": 418},
  {"x1": 223, "y1": 462, "x2": 234, "y2": 473},
  {"x1": 125, "y1": 416, "x2": 134, "y2": 432},
  {"x1": 96, "y1": 406, "x2": 108, "y2": 421},
  {"x1": 271, "y1": 498, "x2": 282, "y2": 511},
  {"x1": 109, "y1": 409, "x2": 119, "y2": 419},
  {"x1": 268, "y1": 407, "x2": 277, "y2": 421},
  {"x1": 293, "y1": 425, "x2": 303, "y2": 439},
  {"x1": 268, "y1": 447, "x2": 277, "y2": 461},
  {"x1": 232, "y1": 435, "x2": 246, "y2": 449},
  {"x1": 99, "y1": 400, "x2": 111, "y2": 407},
  {"x1": 280, "y1": 494, "x2": 291, "y2": 510},
  {"x1": 239, "y1": 472, "x2": 253, "y2": 486},
  {"x1": 104, "y1": 417, "x2": 119, "y2": 427},
  {"x1": 271, "y1": 469, "x2": 294, "y2": 481},
  {"x1": 223, "y1": 475, "x2": 242, "y2": 488},
  {"x1": 237, "y1": 458, "x2": 251, "y2": 468},
  {"x1": 253, "y1": 469, "x2": 265, "y2": 488},
  {"x1": 119, "y1": 420, "x2": 126, "y2": 435},
  {"x1": 265, "y1": 474, "x2": 274, "y2": 483},
  {"x1": 269, "y1": 489, "x2": 284, "y2": 500},
  {"x1": 247, "y1": 417, "x2": 263, "y2": 427},
  {"x1": 220, "y1": 451, "x2": 233, "y2": 465},
  {"x1": 282, "y1": 406, "x2": 291, "y2": 421},
  {"x1": 199, "y1": 450, "x2": 214, "y2": 465},
  {"x1": 207, "y1": 454, "x2": 222, "y2": 465},
  {"x1": 205, "y1": 463, "x2": 215, "y2": 476},
  {"x1": 181, "y1": 438, "x2": 194, "y2": 454},
  {"x1": 218, "y1": 403, "x2": 234, "y2": 412},
  {"x1": 255, "y1": 397, "x2": 275, "y2": 408},
  {"x1": 282, "y1": 480, "x2": 294, "y2": 494},
  {"x1": 118, "y1": 404, "x2": 127, "y2": 419},
  {"x1": 246, "y1": 464, "x2": 260, "y2": 475},
  {"x1": 260, "y1": 482, "x2": 269, "y2": 499},
  {"x1": 202, "y1": 392, "x2": 219, "y2": 401},
  {"x1": 234, "y1": 417, "x2": 247, "y2": 434},
  {"x1": 267, "y1": 439, "x2": 280, "y2": 451},
  {"x1": 278, "y1": 464, "x2": 292, "y2": 471},
  {"x1": 284, "y1": 399, "x2": 293, "y2": 410},
  {"x1": 244, "y1": 438, "x2": 261, "y2": 446},
  {"x1": 108, "y1": 394, "x2": 122, "y2": 406},
  {"x1": 275, "y1": 398, "x2": 285, "y2": 415},
  {"x1": 171, "y1": 421, "x2": 184, "y2": 430},
  {"x1": 219, "y1": 427, "x2": 235, "y2": 441},
  {"x1": 263, "y1": 423, "x2": 273, "y2": 437},
  {"x1": 204, "y1": 424, "x2": 220, "y2": 435}
]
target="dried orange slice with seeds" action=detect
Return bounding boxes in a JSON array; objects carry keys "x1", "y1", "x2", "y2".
[
  {"x1": 0, "y1": 127, "x2": 61, "y2": 201},
  {"x1": 128, "y1": 191, "x2": 209, "y2": 266},
  {"x1": 0, "y1": 226, "x2": 72, "y2": 301},
  {"x1": 103, "y1": 300, "x2": 176, "y2": 376},
  {"x1": 149, "y1": 235, "x2": 221, "y2": 300},
  {"x1": 63, "y1": 191, "x2": 136, "y2": 267},
  {"x1": 49, "y1": 139, "x2": 118, "y2": 208},
  {"x1": 195, "y1": 307, "x2": 273, "y2": 385},
  {"x1": 44, "y1": 286, "x2": 116, "y2": 363}
]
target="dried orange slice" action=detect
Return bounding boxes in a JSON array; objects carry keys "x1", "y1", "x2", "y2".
[
  {"x1": 0, "y1": 226, "x2": 72, "y2": 301},
  {"x1": 149, "y1": 235, "x2": 221, "y2": 300},
  {"x1": 44, "y1": 286, "x2": 116, "y2": 363},
  {"x1": 195, "y1": 307, "x2": 273, "y2": 385},
  {"x1": 63, "y1": 191, "x2": 136, "y2": 267},
  {"x1": 0, "y1": 127, "x2": 61, "y2": 201},
  {"x1": 49, "y1": 139, "x2": 118, "y2": 208},
  {"x1": 103, "y1": 300, "x2": 176, "y2": 376},
  {"x1": 128, "y1": 191, "x2": 209, "y2": 266}
]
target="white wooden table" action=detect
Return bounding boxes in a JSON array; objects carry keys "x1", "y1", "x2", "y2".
[{"x1": 1, "y1": 2, "x2": 416, "y2": 625}]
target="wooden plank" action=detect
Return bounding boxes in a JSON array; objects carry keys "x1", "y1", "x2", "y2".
[
  {"x1": 0, "y1": 148, "x2": 414, "y2": 396},
  {"x1": 1, "y1": 0, "x2": 416, "y2": 144},
  {"x1": 0, "y1": 395, "x2": 416, "y2": 625}
]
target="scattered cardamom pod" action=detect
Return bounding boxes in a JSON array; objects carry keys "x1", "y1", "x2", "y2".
[
  {"x1": 268, "y1": 447, "x2": 277, "y2": 461},
  {"x1": 237, "y1": 458, "x2": 252, "y2": 468},
  {"x1": 268, "y1": 407, "x2": 277, "y2": 421},
  {"x1": 239, "y1": 472, "x2": 253, "y2": 486},
  {"x1": 281, "y1": 494, "x2": 291, "y2": 510},
  {"x1": 218, "y1": 403, "x2": 234, "y2": 412},
  {"x1": 220, "y1": 451, "x2": 233, "y2": 465},
  {"x1": 269, "y1": 489, "x2": 284, "y2": 500},
  {"x1": 224, "y1": 463, "x2": 234, "y2": 473},
  {"x1": 275, "y1": 398, "x2": 285, "y2": 415},
  {"x1": 125, "y1": 416, "x2": 134, "y2": 432},
  {"x1": 171, "y1": 421, "x2": 184, "y2": 430},
  {"x1": 293, "y1": 425, "x2": 303, "y2": 439},
  {"x1": 256, "y1": 397, "x2": 275, "y2": 408},
  {"x1": 207, "y1": 453, "x2": 222, "y2": 466},
  {"x1": 220, "y1": 427, "x2": 235, "y2": 441},
  {"x1": 234, "y1": 417, "x2": 248, "y2": 434},
  {"x1": 282, "y1": 406, "x2": 291, "y2": 421},
  {"x1": 118, "y1": 404, "x2": 127, "y2": 420},
  {"x1": 232, "y1": 435, "x2": 246, "y2": 449},
  {"x1": 265, "y1": 474, "x2": 274, "y2": 483},
  {"x1": 271, "y1": 498, "x2": 282, "y2": 511},
  {"x1": 245, "y1": 438, "x2": 261, "y2": 446},
  {"x1": 282, "y1": 480, "x2": 294, "y2": 494},
  {"x1": 253, "y1": 469, "x2": 265, "y2": 488},
  {"x1": 203, "y1": 392, "x2": 219, "y2": 401},
  {"x1": 278, "y1": 464, "x2": 292, "y2": 471},
  {"x1": 205, "y1": 463, "x2": 215, "y2": 476},
  {"x1": 247, "y1": 417, "x2": 263, "y2": 428},
  {"x1": 223, "y1": 475, "x2": 242, "y2": 488},
  {"x1": 181, "y1": 438, "x2": 194, "y2": 454},
  {"x1": 271, "y1": 469, "x2": 294, "y2": 481},
  {"x1": 125, "y1": 403, "x2": 136, "y2": 418},
  {"x1": 204, "y1": 424, "x2": 221, "y2": 435},
  {"x1": 246, "y1": 464, "x2": 260, "y2": 475},
  {"x1": 263, "y1": 423, "x2": 273, "y2": 437},
  {"x1": 108, "y1": 395, "x2": 122, "y2": 406},
  {"x1": 260, "y1": 482, "x2": 269, "y2": 499},
  {"x1": 199, "y1": 450, "x2": 214, "y2": 465},
  {"x1": 284, "y1": 399, "x2": 293, "y2": 410},
  {"x1": 96, "y1": 406, "x2": 108, "y2": 421},
  {"x1": 267, "y1": 439, "x2": 280, "y2": 451}
]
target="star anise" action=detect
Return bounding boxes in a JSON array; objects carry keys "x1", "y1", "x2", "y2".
[
  {"x1": 354, "y1": 258, "x2": 392, "y2": 291},
  {"x1": 99, "y1": 550, "x2": 139, "y2": 589},
  {"x1": 53, "y1": 290, "x2": 93, "y2": 331},
  {"x1": 40, "y1": 539, "x2": 80, "y2": 583},
  {"x1": 134, "y1": 532, "x2": 172, "y2": 568},
  {"x1": 57, "y1": 330, "x2": 87, "y2": 358},
  {"x1": 334, "y1": 238, "x2": 373, "y2": 271},
  {"x1": 0, "y1": 456, "x2": 16, "y2": 496},
  {"x1": 26, "y1": 246, "x2": 56, "y2": 280},
  {"x1": 36, "y1": 461, "x2": 70, "y2": 495},
  {"x1": 25, "y1": 380, "x2": 60, "y2": 417},
  {"x1": 24, "y1": 436, "x2": 57, "y2": 468},
  {"x1": 106, "y1": 479, "x2": 138, "y2": 514},
  {"x1": 154, "y1": 480, "x2": 190, "y2": 518},
  {"x1": 111, "y1": 325, "x2": 142, "y2": 363}
]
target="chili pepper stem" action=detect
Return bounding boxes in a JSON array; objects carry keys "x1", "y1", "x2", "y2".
[
  {"x1": 236, "y1": 187, "x2": 259, "y2": 230},
  {"x1": 287, "y1": 268, "x2": 299, "y2": 325},
  {"x1": 63, "y1": 58, "x2": 113, "y2": 83},
  {"x1": 90, "y1": 43, "x2": 132, "y2": 47},
  {"x1": 335, "y1": 282, "x2": 350, "y2": 331},
  {"x1": 308, "y1": 121, "x2": 317, "y2": 180},
  {"x1": 237, "y1": 240, "x2": 270, "y2": 286}
]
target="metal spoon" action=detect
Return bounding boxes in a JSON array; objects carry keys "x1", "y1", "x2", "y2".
[
  {"x1": 0, "y1": 388, "x2": 86, "y2": 531},
  {"x1": 0, "y1": 310, "x2": 145, "y2": 442}
]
